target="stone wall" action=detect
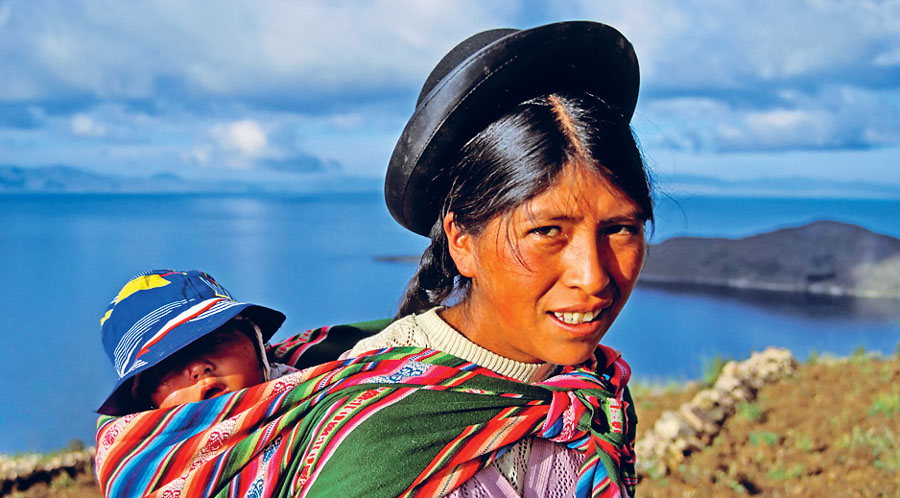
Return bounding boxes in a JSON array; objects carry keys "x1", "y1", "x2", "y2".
[
  {"x1": 635, "y1": 347, "x2": 798, "y2": 477},
  {"x1": 0, "y1": 447, "x2": 95, "y2": 495}
]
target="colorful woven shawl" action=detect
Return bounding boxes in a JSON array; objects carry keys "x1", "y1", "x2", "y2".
[{"x1": 95, "y1": 325, "x2": 637, "y2": 498}]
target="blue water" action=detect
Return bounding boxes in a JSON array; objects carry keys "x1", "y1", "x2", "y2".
[{"x1": 1, "y1": 193, "x2": 898, "y2": 453}]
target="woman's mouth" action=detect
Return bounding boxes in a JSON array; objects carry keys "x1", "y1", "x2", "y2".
[{"x1": 552, "y1": 309, "x2": 604, "y2": 325}]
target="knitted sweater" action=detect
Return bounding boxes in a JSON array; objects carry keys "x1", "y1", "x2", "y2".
[{"x1": 346, "y1": 307, "x2": 586, "y2": 496}]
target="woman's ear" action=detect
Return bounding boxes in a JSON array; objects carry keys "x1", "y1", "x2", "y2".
[{"x1": 444, "y1": 212, "x2": 476, "y2": 278}]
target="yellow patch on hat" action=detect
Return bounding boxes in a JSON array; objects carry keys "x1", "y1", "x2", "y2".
[
  {"x1": 115, "y1": 274, "x2": 173, "y2": 305},
  {"x1": 100, "y1": 309, "x2": 113, "y2": 326},
  {"x1": 101, "y1": 274, "x2": 174, "y2": 326}
]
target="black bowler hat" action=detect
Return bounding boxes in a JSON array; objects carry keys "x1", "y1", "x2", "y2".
[{"x1": 385, "y1": 21, "x2": 641, "y2": 236}]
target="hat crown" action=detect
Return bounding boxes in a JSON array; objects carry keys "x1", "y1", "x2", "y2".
[
  {"x1": 417, "y1": 28, "x2": 517, "y2": 106},
  {"x1": 100, "y1": 270, "x2": 234, "y2": 379},
  {"x1": 386, "y1": 21, "x2": 641, "y2": 236}
]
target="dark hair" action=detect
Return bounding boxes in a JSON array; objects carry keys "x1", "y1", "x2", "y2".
[{"x1": 397, "y1": 92, "x2": 653, "y2": 318}]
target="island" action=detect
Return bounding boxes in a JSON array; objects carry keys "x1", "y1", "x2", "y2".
[{"x1": 641, "y1": 220, "x2": 900, "y2": 300}]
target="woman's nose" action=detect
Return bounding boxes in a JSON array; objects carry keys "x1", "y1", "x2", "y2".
[{"x1": 561, "y1": 235, "x2": 610, "y2": 295}]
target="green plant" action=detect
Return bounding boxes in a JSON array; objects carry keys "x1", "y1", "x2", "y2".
[
  {"x1": 49, "y1": 472, "x2": 75, "y2": 491},
  {"x1": 638, "y1": 398, "x2": 657, "y2": 410},
  {"x1": 850, "y1": 345, "x2": 868, "y2": 364},
  {"x1": 869, "y1": 392, "x2": 900, "y2": 417},
  {"x1": 627, "y1": 381, "x2": 652, "y2": 398},
  {"x1": 726, "y1": 479, "x2": 749, "y2": 494},
  {"x1": 767, "y1": 464, "x2": 804, "y2": 481},
  {"x1": 767, "y1": 466, "x2": 788, "y2": 481},
  {"x1": 737, "y1": 401, "x2": 763, "y2": 422},
  {"x1": 839, "y1": 426, "x2": 900, "y2": 471},
  {"x1": 676, "y1": 462, "x2": 702, "y2": 485},
  {"x1": 645, "y1": 461, "x2": 668, "y2": 482},
  {"x1": 797, "y1": 435, "x2": 814, "y2": 452},
  {"x1": 881, "y1": 364, "x2": 894, "y2": 381},
  {"x1": 65, "y1": 439, "x2": 85, "y2": 451},
  {"x1": 702, "y1": 354, "x2": 731, "y2": 387},
  {"x1": 806, "y1": 350, "x2": 820, "y2": 364},
  {"x1": 749, "y1": 431, "x2": 780, "y2": 447}
]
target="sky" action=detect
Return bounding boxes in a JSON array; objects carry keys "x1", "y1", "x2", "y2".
[{"x1": 2, "y1": 0, "x2": 900, "y2": 189}]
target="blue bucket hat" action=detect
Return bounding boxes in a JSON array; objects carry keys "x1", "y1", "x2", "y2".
[{"x1": 97, "y1": 269, "x2": 285, "y2": 415}]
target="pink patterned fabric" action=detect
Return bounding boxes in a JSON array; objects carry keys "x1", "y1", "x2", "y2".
[{"x1": 446, "y1": 439, "x2": 589, "y2": 498}]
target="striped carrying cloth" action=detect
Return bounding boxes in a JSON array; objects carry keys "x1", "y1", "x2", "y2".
[{"x1": 95, "y1": 325, "x2": 637, "y2": 498}]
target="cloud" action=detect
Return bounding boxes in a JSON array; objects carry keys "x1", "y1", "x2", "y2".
[
  {"x1": 191, "y1": 116, "x2": 342, "y2": 173},
  {"x1": 203, "y1": 119, "x2": 270, "y2": 168},
  {"x1": 0, "y1": 104, "x2": 44, "y2": 129},
  {"x1": 0, "y1": 0, "x2": 512, "y2": 102},
  {"x1": 572, "y1": 0, "x2": 900, "y2": 94},
  {"x1": 642, "y1": 85, "x2": 900, "y2": 153},
  {"x1": 874, "y1": 48, "x2": 900, "y2": 68},
  {"x1": 187, "y1": 145, "x2": 212, "y2": 166},
  {"x1": 2, "y1": 0, "x2": 900, "y2": 181},
  {"x1": 212, "y1": 120, "x2": 268, "y2": 157},
  {"x1": 3, "y1": 1, "x2": 898, "y2": 103},
  {"x1": 70, "y1": 114, "x2": 106, "y2": 137}
]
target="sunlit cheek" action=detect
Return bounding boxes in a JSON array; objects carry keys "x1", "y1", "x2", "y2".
[{"x1": 613, "y1": 240, "x2": 646, "y2": 279}]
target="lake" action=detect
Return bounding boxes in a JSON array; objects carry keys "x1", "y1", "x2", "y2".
[{"x1": 1, "y1": 192, "x2": 898, "y2": 452}]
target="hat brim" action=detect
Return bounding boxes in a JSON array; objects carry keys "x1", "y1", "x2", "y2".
[
  {"x1": 385, "y1": 21, "x2": 640, "y2": 236},
  {"x1": 97, "y1": 302, "x2": 285, "y2": 416}
]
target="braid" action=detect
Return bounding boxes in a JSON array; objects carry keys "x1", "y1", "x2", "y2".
[{"x1": 396, "y1": 218, "x2": 463, "y2": 318}]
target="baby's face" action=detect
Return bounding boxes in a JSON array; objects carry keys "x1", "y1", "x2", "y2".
[{"x1": 146, "y1": 324, "x2": 265, "y2": 409}]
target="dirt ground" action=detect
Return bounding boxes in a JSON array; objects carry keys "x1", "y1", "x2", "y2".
[
  {"x1": 5, "y1": 471, "x2": 100, "y2": 498},
  {"x1": 636, "y1": 353, "x2": 900, "y2": 497},
  {"x1": 9, "y1": 353, "x2": 899, "y2": 497}
]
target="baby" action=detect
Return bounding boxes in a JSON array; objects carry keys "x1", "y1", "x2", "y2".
[{"x1": 97, "y1": 269, "x2": 295, "y2": 415}]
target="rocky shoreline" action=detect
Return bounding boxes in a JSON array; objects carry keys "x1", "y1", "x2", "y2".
[{"x1": 1, "y1": 447, "x2": 95, "y2": 495}]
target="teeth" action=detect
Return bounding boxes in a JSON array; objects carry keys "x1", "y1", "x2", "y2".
[{"x1": 553, "y1": 311, "x2": 600, "y2": 324}]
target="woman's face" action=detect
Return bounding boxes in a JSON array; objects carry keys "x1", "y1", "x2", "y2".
[{"x1": 444, "y1": 163, "x2": 646, "y2": 365}]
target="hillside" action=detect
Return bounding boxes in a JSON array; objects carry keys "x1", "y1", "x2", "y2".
[
  {"x1": 642, "y1": 220, "x2": 900, "y2": 299},
  {"x1": 634, "y1": 351, "x2": 900, "y2": 496}
]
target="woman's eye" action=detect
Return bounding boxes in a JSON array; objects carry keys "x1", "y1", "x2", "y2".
[
  {"x1": 529, "y1": 226, "x2": 562, "y2": 237},
  {"x1": 606, "y1": 224, "x2": 641, "y2": 236}
]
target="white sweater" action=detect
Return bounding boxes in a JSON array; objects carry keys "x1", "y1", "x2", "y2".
[{"x1": 346, "y1": 307, "x2": 557, "y2": 494}]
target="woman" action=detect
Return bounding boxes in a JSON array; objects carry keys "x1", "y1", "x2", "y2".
[
  {"x1": 347, "y1": 20, "x2": 652, "y2": 496},
  {"x1": 95, "y1": 21, "x2": 649, "y2": 498}
]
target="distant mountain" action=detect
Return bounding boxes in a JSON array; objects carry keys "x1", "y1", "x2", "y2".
[
  {"x1": 0, "y1": 165, "x2": 384, "y2": 194},
  {"x1": 660, "y1": 174, "x2": 900, "y2": 198},
  {"x1": 5, "y1": 165, "x2": 897, "y2": 198},
  {"x1": 0, "y1": 165, "x2": 261, "y2": 194},
  {"x1": 642, "y1": 221, "x2": 900, "y2": 299},
  {"x1": 0, "y1": 165, "x2": 118, "y2": 192}
]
